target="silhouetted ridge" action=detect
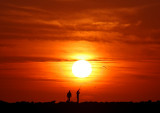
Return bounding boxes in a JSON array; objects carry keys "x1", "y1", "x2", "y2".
[{"x1": 0, "y1": 100, "x2": 160, "y2": 113}]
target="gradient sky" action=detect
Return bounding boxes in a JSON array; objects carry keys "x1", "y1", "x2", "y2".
[{"x1": 0, "y1": 0, "x2": 160, "y2": 102}]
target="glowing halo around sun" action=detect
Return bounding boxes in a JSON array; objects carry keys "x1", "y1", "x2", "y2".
[{"x1": 72, "y1": 60, "x2": 92, "y2": 78}]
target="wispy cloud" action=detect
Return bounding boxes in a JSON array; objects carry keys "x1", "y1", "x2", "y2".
[
  {"x1": 0, "y1": 0, "x2": 160, "y2": 45},
  {"x1": 0, "y1": 56, "x2": 75, "y2": 63}
]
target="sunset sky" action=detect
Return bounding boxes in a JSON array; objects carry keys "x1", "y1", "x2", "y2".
[{"x1": 0, "y1": 0, "x2": 160, "y2": 103}]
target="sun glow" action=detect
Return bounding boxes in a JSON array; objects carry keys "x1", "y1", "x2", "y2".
[{"x1": 72, "y1": 60, "x2": 92, "y2": 78}]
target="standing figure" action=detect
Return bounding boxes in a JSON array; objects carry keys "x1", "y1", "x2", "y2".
[
  {"x1": 67, "y1": 90, "x2": 72, "y2": 102},
  {"x1": 76, "y1": 89, "x2": 80, "y2": 103}
]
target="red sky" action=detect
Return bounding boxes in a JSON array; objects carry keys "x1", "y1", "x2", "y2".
[{"x1": 0, "y1": 0, "x2": 160, "y2": 102}]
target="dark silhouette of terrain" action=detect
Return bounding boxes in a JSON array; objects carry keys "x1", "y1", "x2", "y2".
[{"x1": 0, "y1": 100, "x2": 160, "y2": 113}]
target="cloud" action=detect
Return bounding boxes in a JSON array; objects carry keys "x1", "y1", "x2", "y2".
[
  {"x1": 0, "y1": 56, "x2": 75, "y2": 63},
  {"x1": 1, "y1": 55, "x2": 160, "y2": 64},
  {"x1": 0, "y1": 44, "x2": 15, "y2": 47},
  {"x1": 121, "y1": 73, "x2": 160, "y2": 81},
  {"x1": 0, "y1": 76, "x2": 70, "y2": 83},
  {"x1": 0, "y1": 56, "x2": 118, "y2": 63},
  {"x1": 0, "y1": 0, "x2": 160, "y2": 45}
]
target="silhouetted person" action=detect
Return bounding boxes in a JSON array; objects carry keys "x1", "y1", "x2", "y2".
[
  {"x1": 67, "y1": 90, "x2": 72, "y2": 102},
  {"x1": 76, "y1": 89, "x2": 80, "y2": 103}
]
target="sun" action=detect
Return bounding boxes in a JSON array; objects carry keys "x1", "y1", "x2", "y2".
[{"x1": 72, "y1": 60, "x2": 92, "y2": 78}]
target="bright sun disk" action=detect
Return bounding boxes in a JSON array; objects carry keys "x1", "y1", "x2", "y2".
[{"x1": 72, "y1": 60, "x2": 92, "y2": 78}]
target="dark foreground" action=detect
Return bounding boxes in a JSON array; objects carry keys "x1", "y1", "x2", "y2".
[{"x1": 0, "y1": 100, "x2": 160, "y2": 113}]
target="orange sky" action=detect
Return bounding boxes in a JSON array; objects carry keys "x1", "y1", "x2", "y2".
[{"x1": 0, "y1": 0, "x2": 160, "y2": 102}]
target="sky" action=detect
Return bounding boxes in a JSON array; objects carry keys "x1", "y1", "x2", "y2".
[{"x1": 0, "y1": 0, "x2": 160, "y2": 102}]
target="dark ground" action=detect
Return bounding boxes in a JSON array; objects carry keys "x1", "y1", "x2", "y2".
[{"x1": 0, "y1": 100, "x2": 160, "y2": 113}]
